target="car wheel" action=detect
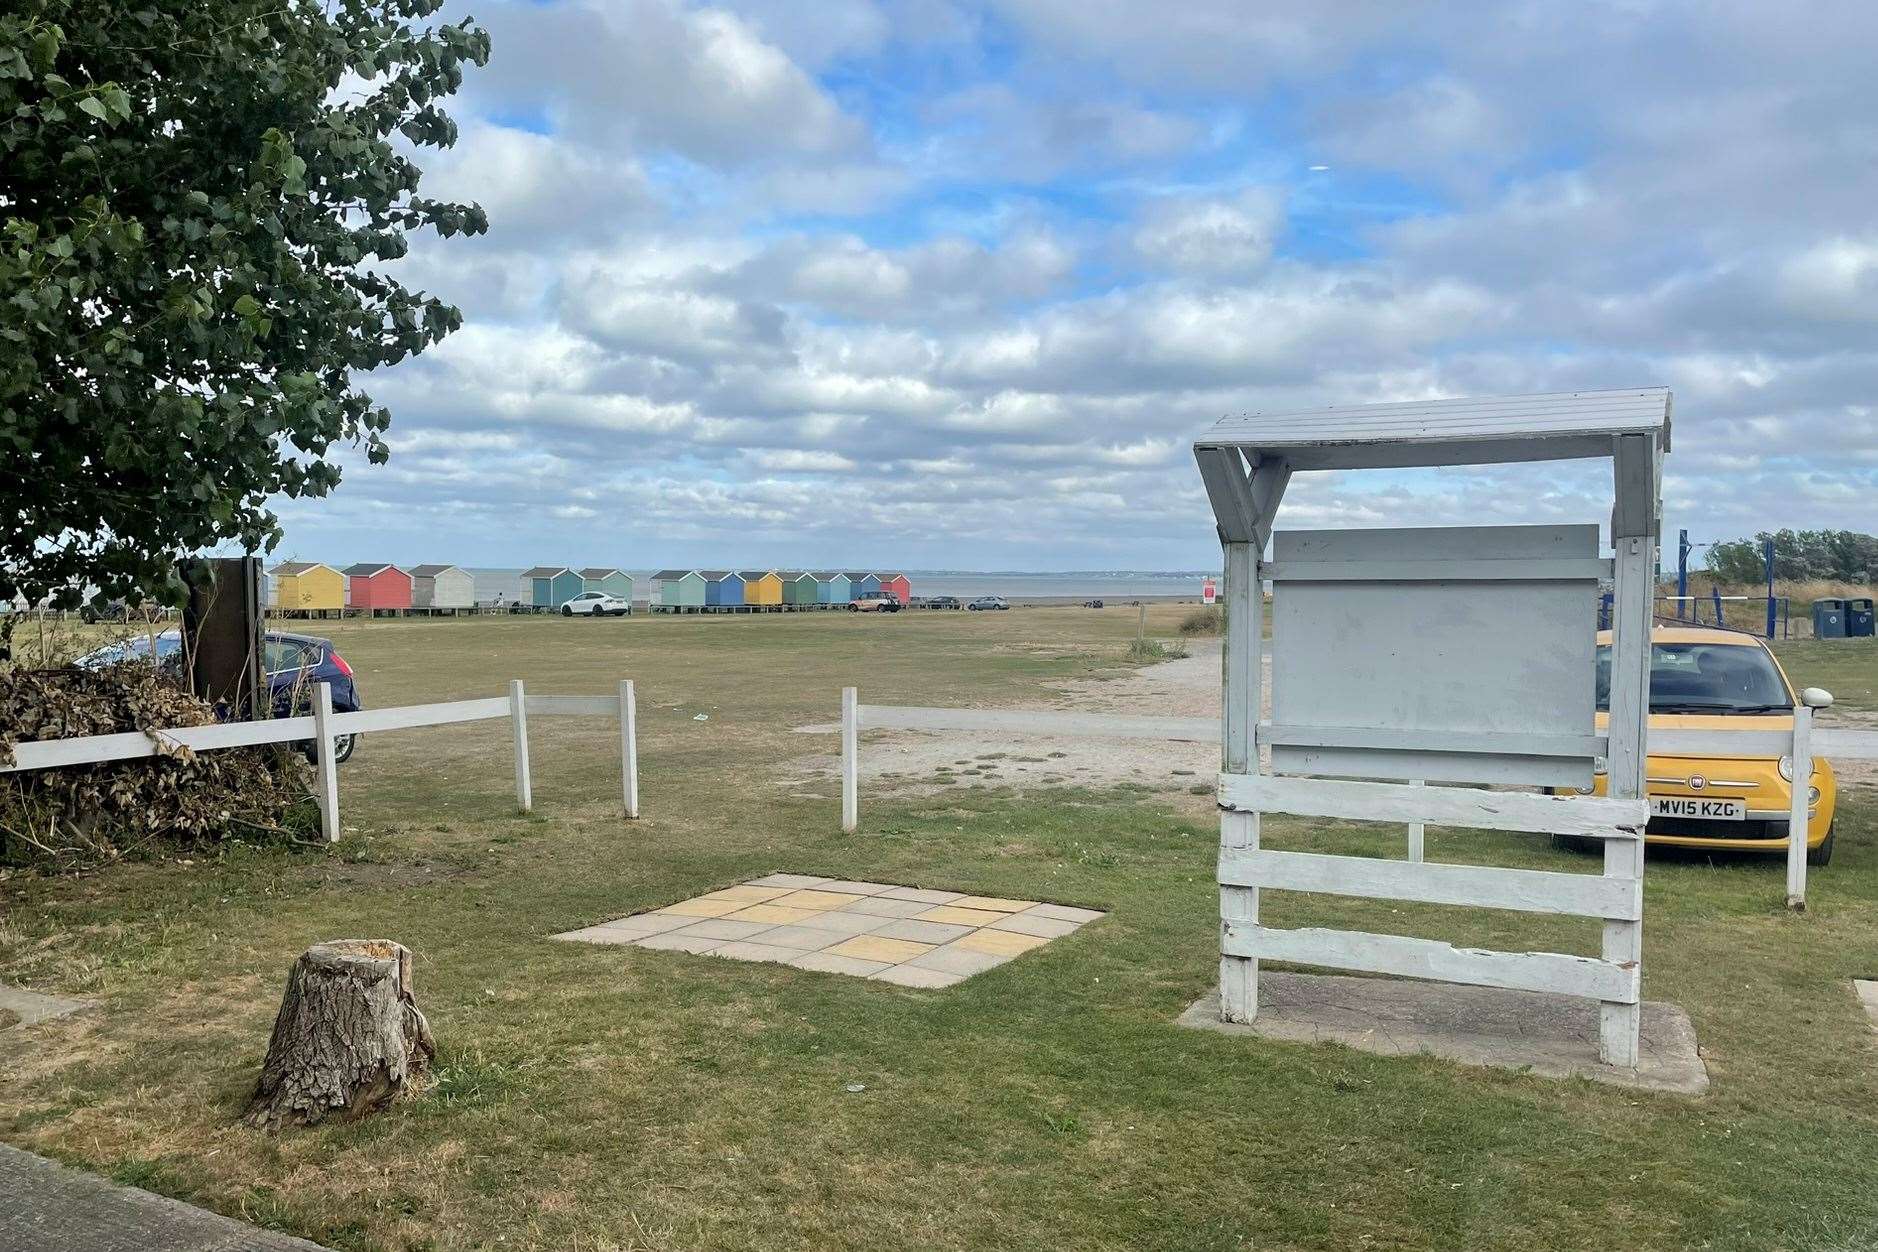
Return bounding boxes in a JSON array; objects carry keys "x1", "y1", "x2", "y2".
[
  {"x1": 333, "y1": 733, "x2": 357, "y2": 764},
  {"x1": 562, "y1": 605, "x2": 574, "y2": 616},
  {"x1": 1807, "y1": 823, "x2": 1835, "y2": 867}
]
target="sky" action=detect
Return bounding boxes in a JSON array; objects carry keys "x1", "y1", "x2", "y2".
[{"x1": 271, "y1": 0, "x2": 1878, "y2": 571}]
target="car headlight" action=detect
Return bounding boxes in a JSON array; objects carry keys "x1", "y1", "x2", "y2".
[
  {"x1": 1778, "y1": 755, "x2": 1793, "y2": 782},
  {"x1": 1593, "y1": 755, "x2": 1608, "y2": 777},
  {"x1": 1809, "y1": 786, "x2": 1821, "y2": 805}
]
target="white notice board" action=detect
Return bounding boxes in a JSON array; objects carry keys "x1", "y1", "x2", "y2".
[{"x1": 1265, "y1": 524, "x2": 1603, "y2": 788}]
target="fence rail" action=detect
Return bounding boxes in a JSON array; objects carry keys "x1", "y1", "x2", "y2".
[
  {"x1": 837, "y1": 692, "x2": 1878, "y2": 910},
  {"x1": 1, "y1": 679, "x2": 641, "y2": 841}
]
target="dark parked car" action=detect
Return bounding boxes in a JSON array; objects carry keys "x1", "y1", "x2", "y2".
[
  {"x1": 79, "y1": 630, "x2": 363, "y2": 761},
  {"x1": 967, "y1": 596, "x2": 1010, "y2": 611},
  {"x1": 1082, "y1": 599, "x2": 1105, "y2": 609},
  {"x1": 924, "y1": 595, "x2": 962, "y2": 610}
]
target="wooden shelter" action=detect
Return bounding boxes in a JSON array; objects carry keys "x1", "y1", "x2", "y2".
[
  {"x1": 813, "y1": 571, "x2": 851, "y2": 604},
  {"x1": 875, "y1": 572, "x2": 911, "y2": 604},
  {"x1": 739, "y1": 570, "x2": 783, "y2": 607},
  {"x1": 652, "y1": 569, "x2": 706, "y2": 610},
  {"x1": 410, "y1": 564, "x2": 474, "y2": 611},
  {"x1": 580, "y1": 567, "x2": 634, "y2": 601},
  {"x1": 779, "y1": 571, "x2": 819, "y2": 606},
  {"x1": 523, "y1": 566, "x2": 582, "y2": 610},
  {"x1": 1193, "y1": 388, "x2": 1670, "y2": 1069},
  {"x1": 343, "y1": 563, "x2": 412, "y2": 612},
  {"x1": 271, "y1": 562, "x2": 343, "y2": 614},
  {"x1": 701, "y1": 570, "x2": 744, "y2": 608}
]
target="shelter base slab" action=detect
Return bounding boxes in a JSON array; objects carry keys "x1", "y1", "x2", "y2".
[{"x1": 1178, "y1": 973, "x2": 1706, "y2": 1095}]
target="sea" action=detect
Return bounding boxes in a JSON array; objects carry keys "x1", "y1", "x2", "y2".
[{"x1": 466, "y1": 569, "x2": 1218, "y2": 606}]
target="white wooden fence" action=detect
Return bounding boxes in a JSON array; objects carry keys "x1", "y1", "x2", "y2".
[
  {"x1": 0, "y1": 679, "x2": 641, "y2": 842},
  {"x1": 845, "y1": 687, "x2": 1878, "y2": 1051},
  {"x1": 837, "y1": 688, "x2": 1871, "y2": 890}
]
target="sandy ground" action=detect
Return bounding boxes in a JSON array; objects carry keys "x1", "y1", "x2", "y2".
[
  {"x1": 788, "y1": 640, "x2": 1227, "y2": 802},
  {"x1": 788, "y1": 636, "x2": 1878, "y2": 801}
]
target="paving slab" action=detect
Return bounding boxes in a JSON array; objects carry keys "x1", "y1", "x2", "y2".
[
  {"x1": 871, "y1": 918, "x2": 974, "y2": 944},
  {"x1": 631, "y1": 932, "x2": 725, "y2": 954},
  {"x1": 871, "y1": 964, "x2": 963, "y2": 988},
  {"x1": 1855, "y1": 979, "x2": 1878, "y2": 1030},
  {"x1": 1028, "y1": 903, "x2": 1105, "y2": 924},
  {"x1": 844, "y1": 896, "x2": 935, "y2": 918},
  {"x1": 1177, "y1": 974, "x2": 1708, "y2": 1095},
  {"x1": 556, "y1": 876, "x2": 1107, "y2": 988},
  {"x1": 988, "y1": 912, "x2": 1082, "y2": 938},
  {"x1": 553, "y1": 927, "x2": 640, "y2": 945},
  {"x1": 747, "y1": 924, "x2": 846, "y2": 951},
  {"x1": 906, "y1": 943, "x2": 1010, "y2": 977},
  {"x1": 789, "y1": 952, "x2": 891, "y2": 976},
  {"x1": 791, "y1": 910, "x2": 890, "y2": 935},
  {"x1": 0, "y1": 1143, "x2": 330, "y2": 1251},
  {"x1": 748, "y1": 873, "x2": 829, "y2": 888},
  {"x1": 0, "y1": 983, "x2": 95, "y2": 1029},
  {"x1": 669, "y1": 919, "x2": 778, "y2": 942},
  {"x1": 879, "y1": 886, "x2": 963, "y2": 903}
]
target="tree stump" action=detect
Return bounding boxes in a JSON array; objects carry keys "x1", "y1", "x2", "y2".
[{"x1": 244, "y1": 940, "x2": 434, "y2": 1132}]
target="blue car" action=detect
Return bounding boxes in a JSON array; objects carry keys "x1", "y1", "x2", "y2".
[{"x1": 79, "y1": 630, "x2": 363, "y2": 762}]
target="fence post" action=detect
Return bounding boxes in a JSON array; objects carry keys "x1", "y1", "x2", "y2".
[
  {"x1": 1787, "y1": 704, "x2": 1812, "y2": 910},
  {"x1": 841, "y1": 686, "x2": 858, "y2": 833},
  {"x1": 510, "y1": 679, "x2": 532, "y2": 814},
  {"x1": 619, "y1": 678, "x2": 639, "y2": 819},
  {"x1": 1406, "y1": 779, "x2": 1425, "y2": 862},
  {"x1": 313, "y1": 680, "x2": 340, "y2": 843}
]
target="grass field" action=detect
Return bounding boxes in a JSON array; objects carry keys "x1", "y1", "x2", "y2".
[{"x1": 3, "y1": 608, "x2": 1878, "y2": 1251}]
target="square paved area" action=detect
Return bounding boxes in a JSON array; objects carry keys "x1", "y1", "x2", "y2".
[{"x1": 553, "y1": 874, "x2": 1104, "y2": 987}]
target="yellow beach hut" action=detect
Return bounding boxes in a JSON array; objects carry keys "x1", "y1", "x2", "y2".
[
  {"x1": 271, "y1": 562, "x2": 344, "y2": 616},
  {"x1": 738, "y1": 570, "x2": 783, "y2": 608}
]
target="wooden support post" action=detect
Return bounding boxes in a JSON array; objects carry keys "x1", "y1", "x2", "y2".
[
  {"x1": 841, "y1": 686, "x2": 858, "y2": 833},
  {"x1": 1219, "y1": 537, "x2": 1260, "y2": 1022},
  {"x1": 509, "y1": 679, "x2": 532, "y2": 814},
  {"x1": 1786, "y1": 704, "x2": 1812, "y2": 910},
  {"x1": 1599, "y1": 433, "x2": 1657, "y2": 1068},
  {"x1": 1406, "y1": 779, "x2": 1425, "y2": 863},
  {"x1": 313, "y1": 680, "x2": 339, "y2": 843},
  {"x1": 619, "y1": 678, "x2": 639, "y2": 820}
]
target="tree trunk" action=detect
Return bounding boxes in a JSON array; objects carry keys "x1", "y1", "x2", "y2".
[{"x1": 244, "y1": 939, "x2": 434, "y2": 1132}]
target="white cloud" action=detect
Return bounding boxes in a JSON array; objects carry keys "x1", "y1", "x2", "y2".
[
  {"x1": 305, "y1": 0, "x2": 1878, "y2": 570},
  {"x1": 1132, "y1": 190, "x2": 1282, "y2": 276}
]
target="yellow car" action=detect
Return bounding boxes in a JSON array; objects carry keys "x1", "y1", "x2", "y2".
[{"x1": 1574, "y1": 625, "x2": 1837, "y2": 864}]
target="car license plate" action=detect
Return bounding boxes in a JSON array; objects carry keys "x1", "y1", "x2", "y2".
[{"x1": 1649, "y1": 796, "x2": 1746, "y2": 821}]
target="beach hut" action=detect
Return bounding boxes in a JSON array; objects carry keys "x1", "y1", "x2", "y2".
[
  {"x1": 779, "y1": 571, "x2": 819, "y2": 607},
  {"x1": 739, "y1": 570, "x2": 783, "y2": 608},
  {"x1": 410, "y1": 564, "x2": 474, "y2": 611},
  {"x1": 523, "y1": 566, "x2": 582, "y2": 610},
  {"x1": 875, "y1": 572, "x2": 912, "y2": 604},
  {"x1": 651, "y1": 569, "x2": 706, "y2": 610},
  {"x1": 701, "y1": 570, "x2": 744, "y2": 608},
  {"x1": 846, "y1": 571, "x2": 881, "y2": 599},
  {"x1": 344, "y1": 563, "x2": 413, "y2": 613},
  {"x1": 813, "y1": 571, "x2": 852, "y2": 605},
  {"x1": 272, "y1": 562, "x2": 344, "y2": 614},
  {"x1": 580, "y1": 567, "x2": 635, "y2": 602}
]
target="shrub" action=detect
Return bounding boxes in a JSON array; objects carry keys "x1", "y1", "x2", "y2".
[
  {"x1": 0, "y1": 663, "x2": 313, "y2": 868},
  {"x1": 1127, "y1": 638, "x2": 1189, "y2": 661},
  {"x1": 1179, "y1": 607, "x2": 1223, "y2": 635}
]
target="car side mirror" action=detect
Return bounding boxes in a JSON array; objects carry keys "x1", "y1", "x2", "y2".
[{"x1": 1801, "y1": 687, "x2": 1834, "y2": 709}]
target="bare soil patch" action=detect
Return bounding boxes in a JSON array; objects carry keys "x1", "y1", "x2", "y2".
[{"x1": 792, "y1": 641, "x2": 1226, "y2": 803}]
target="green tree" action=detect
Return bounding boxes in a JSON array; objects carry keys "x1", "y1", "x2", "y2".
[
  {"x1": 1705, "y1": 530, "x2": 1878, "y2": 584},
  {"x1": 0, "y1": 1, "x2": 489, "y2": 615}
]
